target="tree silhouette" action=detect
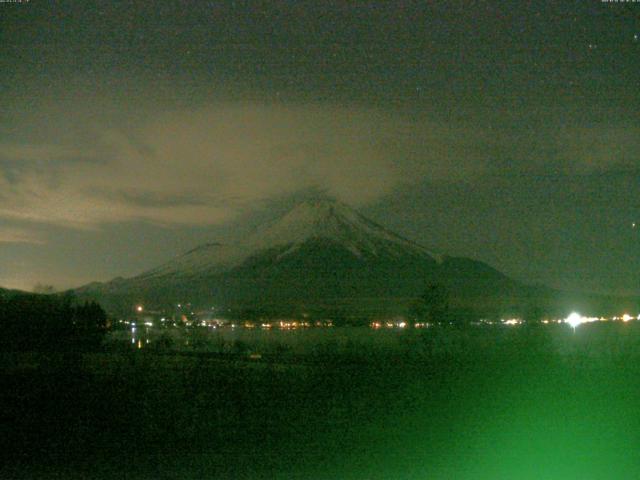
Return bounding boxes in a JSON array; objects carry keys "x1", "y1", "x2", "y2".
[
  {"x1": 0, "y1": 293, "x2": 108, "y2": 352},
  {"x1": 409, "y1": 284, "x2": 450, "y2": 325}
]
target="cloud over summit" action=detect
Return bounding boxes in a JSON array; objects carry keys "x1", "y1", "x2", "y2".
[
  {"x1": 0, "y1": 104, "x2": 482, "y2": 231},
  {"x1": 1, "y1": 101, "x2": 637, "y2": 243}
]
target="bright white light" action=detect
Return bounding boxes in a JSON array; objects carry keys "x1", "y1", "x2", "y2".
[
  {"x1": 622, "y1": 314, "x2": 632, "y2": 322},
  {"x1": 136, "y1": 305, "x2": 143, "y2": 312},
  {"x1": 502, "y1": 318, "x2": 521, "y2": 326},
  {"x1": 566, "y1": 312, "x2": 584, "y2": 329},
  {"x1": 398, "y1": 322, "x2": 406, "y2": 328}
]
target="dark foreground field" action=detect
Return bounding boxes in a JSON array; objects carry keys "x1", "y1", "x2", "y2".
[{"x1": 2, "y1": 323, "x2": 640, "y2": 479}]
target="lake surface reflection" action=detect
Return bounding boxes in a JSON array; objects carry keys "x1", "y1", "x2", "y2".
[{"x1": 107, "y1": 324, "x2": 425, "y2": 357}]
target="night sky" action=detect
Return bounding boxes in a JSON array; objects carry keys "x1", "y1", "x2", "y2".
[{"x1": 1, "y1": 1, "x2": 638, "y2": 294}]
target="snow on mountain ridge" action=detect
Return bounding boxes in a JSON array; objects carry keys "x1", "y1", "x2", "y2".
[
  {"x1": 139, "y1": 243, "x2": 251, "y2": 279},
  {"x1": 136, "y1": 199, "x2": 438, "y2": 279},
  {"x1": 251, "y1": 199, "x2": 436, "y2": 259}
]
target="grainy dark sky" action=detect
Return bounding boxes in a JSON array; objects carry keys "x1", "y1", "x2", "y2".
[{"x1": 0, "y1": 0, "x2": 639, "y2": 294}]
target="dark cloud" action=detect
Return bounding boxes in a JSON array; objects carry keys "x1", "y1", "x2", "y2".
[
  {"x1": 0, "y1": 226, "x2": 44, "y2": 245},
  {"x1": 98, "y1": 191, "x2": 209, "y2": 209},
  {"x1": 0, "y1": 104, "x2": 489, "y2": 228},
  {"x1": 1, "y1": 102, "x2": 638, "y2": 236}
]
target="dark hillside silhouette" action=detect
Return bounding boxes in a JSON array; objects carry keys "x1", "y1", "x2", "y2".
[{"x1": 0, "y1": 292, "x2": 107, "y2": 352}]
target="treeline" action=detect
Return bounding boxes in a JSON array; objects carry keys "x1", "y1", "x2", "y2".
[{"x1": 0, "y1": 292, "x2": 108, "y2": 352}]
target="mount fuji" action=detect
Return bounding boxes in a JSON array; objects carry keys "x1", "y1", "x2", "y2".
[{"x1": 76, "y1": 199, "x2": 523, "y2": 317}]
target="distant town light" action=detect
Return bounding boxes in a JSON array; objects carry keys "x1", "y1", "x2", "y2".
[
  {"x1": 502, "y1": 318, "x2": 521, "y2": 326},
  {"x1": 622, "y1": 314, "x2": 632, "y2": 322},
  {"x1": 136, "y1": 305, "x2": 143, "y2": 312},
  {"x1": 566, "y1": 312, "x2": 584, "y2": 329}
]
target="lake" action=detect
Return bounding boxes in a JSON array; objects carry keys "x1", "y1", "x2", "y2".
[{"x1": 3, "y1": 321, "x2": 640, "y2": 479}]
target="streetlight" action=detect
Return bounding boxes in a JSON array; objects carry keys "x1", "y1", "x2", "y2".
[{"x1": 565, "y1": 312, "x2": 583, "y2": 332}]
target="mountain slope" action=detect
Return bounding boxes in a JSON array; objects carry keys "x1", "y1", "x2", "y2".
[
  {"x1": 138, "y1": 199, "x2": 440, "y2": 280},
  {"x1": 76, "y1": 199, "x2": 523, "y2": 316}
]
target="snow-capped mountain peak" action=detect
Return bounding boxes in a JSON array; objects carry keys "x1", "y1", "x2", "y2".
[
  {"x1": 251, "y1": 198, "x2": 435, "y2": 259},
  {"x1": 137, "y1": 199, "x2": 437, "y2": 279}
]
